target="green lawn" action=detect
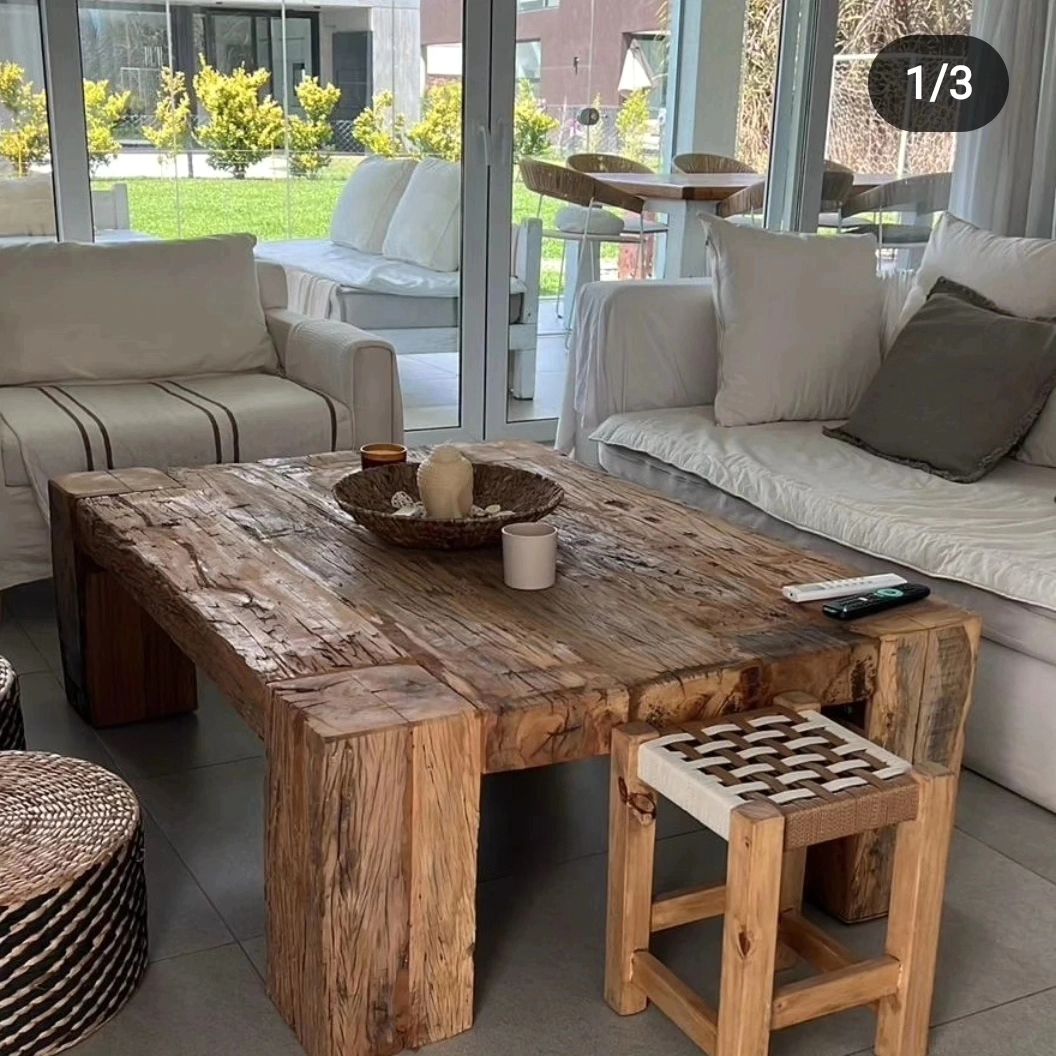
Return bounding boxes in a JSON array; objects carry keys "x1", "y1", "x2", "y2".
[{"x1": 102, "y1": 173, "x2": 620, "y2": 297}]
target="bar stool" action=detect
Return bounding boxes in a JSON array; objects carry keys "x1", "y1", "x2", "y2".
[{"x1": 605, "y1": 701, "x2": 956, "y2": 1056}]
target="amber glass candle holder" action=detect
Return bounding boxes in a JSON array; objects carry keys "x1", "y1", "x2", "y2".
[{"x1": 360, "y1": 443, "x2": 408, "y2": 471}]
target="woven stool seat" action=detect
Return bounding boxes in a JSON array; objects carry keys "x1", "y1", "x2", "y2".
[
  {"x1": 0, "y1": 656, "x2": 25, "y2": 751},
  {"x1": 638, "y1": 706, "x2": 917, "y2": 845},
  {"x1": 0, "y1": 752, "x2": 148, "y2": 1056}
]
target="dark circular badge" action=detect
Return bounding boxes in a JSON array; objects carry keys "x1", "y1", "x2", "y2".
[{"x1": 868, "y1": 34, "x2": 1008, "y2": 133}]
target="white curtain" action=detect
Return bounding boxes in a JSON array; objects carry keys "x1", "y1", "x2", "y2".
[{"x1": 950, "y1": 0, "x2": 1056, "y2": 237}]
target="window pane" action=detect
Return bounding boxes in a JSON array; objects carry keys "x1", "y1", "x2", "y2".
[{"x1": 0, "y1": 0, "x2": 57, "y2": 243}]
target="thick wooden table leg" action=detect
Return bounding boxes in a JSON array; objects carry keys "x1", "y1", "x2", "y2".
[
  {"x1": 266, "y1": 667, "x2": 482, "y2": 1056},
  {"x1": 50, "y1": 472, "x2": 197, "y2": 727},
  {"x1": 809, "y1": 612, "x2": 979, "y2": 923}
]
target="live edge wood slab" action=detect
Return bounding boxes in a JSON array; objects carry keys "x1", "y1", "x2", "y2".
[{"x1": 49, "y1": 442, "x2": 980, "y2": 1056}]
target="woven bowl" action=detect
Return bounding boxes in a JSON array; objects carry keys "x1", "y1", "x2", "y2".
[{"x1": 333, "y1": 462, "x2": 564, "y2": 550}]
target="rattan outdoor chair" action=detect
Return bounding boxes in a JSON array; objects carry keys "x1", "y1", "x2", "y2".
[
  {"x1": 673, "y1": 152, "x2": 757, "y2": 175},
  {"x1": 839, "y1": 172, "x2": 951, "y2": 261},
  {"x1": 566, "y1": 152, "x2": 653, "y2": 175}
]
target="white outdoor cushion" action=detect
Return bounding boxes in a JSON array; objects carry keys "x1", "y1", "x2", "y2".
[
  {"x1": 897, "y1": 214, "x2": 1056, "y2": 468},
  {"x1": 330, "y1": 156, "x2": 418, "y2": 254},
  {"x1": 591, "y1": 405, "x2": 1056, "y2": 613},
  {"x1": 0, "y1": 235, "x2": 277, "y2": 386},
  {"x1": 555, "y1": 205, "x2": 625, "y2": 236},
  {"x1": 382, "y1": 158, "x2": 461, "y2": 272},
  {"x1": 702, "y1": 216, "x2": 881, "y2": 426},
  {"x1": 0, "y1": 175, "x2": 56, "y2": 236},
  {"x1": 0, "y1": 373, "x2": 351, "y2": 505}
]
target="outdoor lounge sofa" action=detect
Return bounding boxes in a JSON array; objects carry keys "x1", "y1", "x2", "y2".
[
  {"x1": 255, "y1": 156, "x2": 543, "y2": 399},
  {"x1": 0, "y1": 234, "x2": 402, "y2": 591}
]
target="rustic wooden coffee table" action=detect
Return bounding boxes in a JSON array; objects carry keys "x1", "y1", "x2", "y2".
[{"x1": 50, "y1": 442, "x2": 979, "y2": 1056}]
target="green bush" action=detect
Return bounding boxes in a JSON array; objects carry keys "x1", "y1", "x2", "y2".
[
  {"x1": 351, "y1": 91, "x2": 406, "y2": 157},
  {"x1": 616, "y1": 88, "x2": 651, "y2": 163},
  {"x1": 194, "y1": 59, "x2": 284, "y2": 178},
  {"x1": 143, "y1": 67, "x2": 192, "y2": 158},
  {"x1": 512, "y1": 80, "x2": 558, "y2": 159},
  {"x1": 407, "y1": 82, "x2": 462, "y2": 161},
  {"x1": 84, "y1": 79, "x2": 132, "y2": 173},
  {"x1": 0, "y1": 62, "x2": 49, "y2": 175},
  {"x1": 287, "y1": 76, "x2": 342, "y2": 176}
]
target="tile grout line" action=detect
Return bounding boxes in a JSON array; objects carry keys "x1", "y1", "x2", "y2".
[
  {"x1": 844, "y1": 982, "x2": 1056, "y2": 1056},
  {"x1": 954, "y1": 826, "x2": 1056, "y2": 895}
]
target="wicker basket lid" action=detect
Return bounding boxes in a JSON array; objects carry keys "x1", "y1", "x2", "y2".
[
  {"x1": 0, "y1": 752, "x2": 141, "y2": 904},
  {"x1": 0, "y1": 656, "x2": 13, "y2": 699}
]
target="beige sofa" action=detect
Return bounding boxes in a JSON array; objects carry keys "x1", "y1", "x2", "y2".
[{"x1": 0, "y1": 234, "x2": 403, "y2": 591}]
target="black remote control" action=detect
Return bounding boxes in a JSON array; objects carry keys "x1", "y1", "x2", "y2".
[{"x1": 822, "y1": 583, "x2": 931, "y2": 621}]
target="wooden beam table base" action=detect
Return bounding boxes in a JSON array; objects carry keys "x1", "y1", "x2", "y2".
[{"x1": 48, "y1": 442, "x2": 981, "y2": 1056}]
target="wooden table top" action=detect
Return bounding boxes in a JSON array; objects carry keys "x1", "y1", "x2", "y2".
[
  {"x1": 68, "y1": 442, "x2": 972, "y2": 772},
  {"x1": 594, "y1": 171, "x2": 892, "y2": 202}
]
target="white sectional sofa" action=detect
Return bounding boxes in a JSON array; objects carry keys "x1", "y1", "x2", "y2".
[
  {"x1": 0, "y1": 234, "x2": 403, "y2": 591},
  {"x1": 560, "y1": 275, "x2": 1056, "y2": 812},
  {"x1": 255, "y1": 156, "x2": 543, "y2": 398}
]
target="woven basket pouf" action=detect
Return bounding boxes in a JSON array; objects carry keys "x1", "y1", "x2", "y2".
[
  {"x1": 0, "y1": 657, "x2": 25, "y2": 751},
  {"x1": 0, "y1": 752, "x2": 148, "y2": 1056}
]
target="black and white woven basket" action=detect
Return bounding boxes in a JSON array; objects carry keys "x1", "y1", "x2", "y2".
[
  {"x1": 0, "y1": 657, "x2": 25, "y2": 751},
  {"x1": 0, "y1": 752, "x2": 148, "y2": 1056}
]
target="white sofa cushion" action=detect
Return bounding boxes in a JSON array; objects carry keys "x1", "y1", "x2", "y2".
[
  {"x1": 0, "y1": 373, "x2": 352, "y2": 506},
  {"x1": 0, "y1": 174, "x2": 56, "y2": 236},
  {"x1": 555, "y1": 205, "x2": 625, "y2": 236},
  {"x1": 702, "y1": 217, "x2": 881, "y2": 426},
  {"x1": 0, "y1": 235, "x2": 277, "y2": 386},
  {"x1": 591, "y1": 405, "x2": 1056, "y2": 613},
  {"x1": 330, "y1": 156, "x2": 418, "y2": 254},
  {"x1": 382, "y1": 158, "x2": 461, "y2": 272},
  {"x1": 898, "y1": 214, "x2": 1056, "y2": 469}
]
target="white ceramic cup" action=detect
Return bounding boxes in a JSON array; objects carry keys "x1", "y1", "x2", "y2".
[{"x1": 502, "y1": 522, "x2": 558, "y2": 590}]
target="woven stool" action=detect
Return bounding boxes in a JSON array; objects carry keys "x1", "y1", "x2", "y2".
[
  {"x1": 606, "y1": 703, "x2": 956, "y2": 1056},
  {"x1": 0, "y1": 752, "x2": 148, "y2": 1056},
  {"x1": 0, "y1": 656, "x2": 25, "y2": 751}
]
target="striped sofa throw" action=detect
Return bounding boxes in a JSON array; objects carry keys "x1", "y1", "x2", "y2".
[{"x1": 0, "y1": 373, "x2": 352, "y2": 517}]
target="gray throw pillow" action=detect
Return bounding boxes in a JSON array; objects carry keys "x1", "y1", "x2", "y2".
[{"x1": 825, "y1": 278, "x2": 1056, "y2": 482}]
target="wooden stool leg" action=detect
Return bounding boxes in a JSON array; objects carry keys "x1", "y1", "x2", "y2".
[
  {"x1": 875, "y1": 765, "x2": 957, "y2": 1056},
  {"x1": 716, "y1": 802, "x2": 785, "y2": 1056},
  {"x1": 605, "y1": 723, "x2": 659, "y2": 1015},
  {"x1": 775, "y1": 847, "x2": 807, "y2": 971}
]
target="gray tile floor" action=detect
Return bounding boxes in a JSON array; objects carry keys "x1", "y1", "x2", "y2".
[{"x1": 5, "y1": 577, "x2": 1056, "y2": 1055}]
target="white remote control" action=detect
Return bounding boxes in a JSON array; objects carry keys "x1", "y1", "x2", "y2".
[{"x1": 781, "y1": 573, "x2": 907, "y2": 604}]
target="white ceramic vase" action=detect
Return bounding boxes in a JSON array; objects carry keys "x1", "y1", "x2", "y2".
[{"x1": 417, "y1": 446, "x2": 474, "y2": 520}]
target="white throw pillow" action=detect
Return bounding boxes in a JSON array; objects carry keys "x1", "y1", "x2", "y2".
[
  {"x1": 0, "y1": 234, "x2": 276, "y2": 385},
  {"x1": 555, "y1": 205, "x2": 625, "y2": 236},
  {"x1": 382, "y1": 158, "x2": 461, "y2": 272},
  {"x1": 0, "y1": 174, "x2": 56, "y2": 236},
  {"x1": 330, "y1": 156, "x2": 417, "y2": 254},
  {"x1": 898, "y1": 213, "x2": 1056, "y2": 328},
  {"x1": 703, "y1": 216, "x2": 882, "y2": 426}
]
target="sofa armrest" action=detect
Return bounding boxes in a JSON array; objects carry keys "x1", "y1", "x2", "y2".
[
  {"x1": 266, "y1": 308, "x2": 404, "y2": 447},
  {"x1": 557, "y1": 278, "x2": 719, "y2": 462}
]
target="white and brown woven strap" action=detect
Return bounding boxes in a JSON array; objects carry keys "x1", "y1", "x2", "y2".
[
  {"x1": 0, "y1": 752, "x2": 148, "y2": 1056},
  {"x1": 0, "y1": 656, "x2": 25, "y2": 752},
  {"x1": 638, "y1": 707, "x2": 918, "y2": 846}
]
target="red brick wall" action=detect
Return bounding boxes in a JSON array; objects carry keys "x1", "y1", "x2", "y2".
[{"x1": 419, "y1": 0, "x2": 668, "y2": 108}]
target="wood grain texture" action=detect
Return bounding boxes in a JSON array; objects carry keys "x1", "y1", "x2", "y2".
[
  {"x1": 771, "y1": 957, "x2": 900, "y2": 1030},
  {"x1": 717, "y1": 801, "x2": 785, "y2": 1056},
  {"x1": 632, "y1": 951, "x2": 718, "y2": 1051},
  {"x1": 876, "y1": 765, "x2": 958, "y2": 1056},
  {"x1": 265, "y1": 671, "x2": 481, "y2": 1056},
  {"x1": 605, "y1": 724, "x2": 658, "y2": 1015},
  {"x1": 49, "y1": 441, "x2": 980, "y2": 1054}
]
